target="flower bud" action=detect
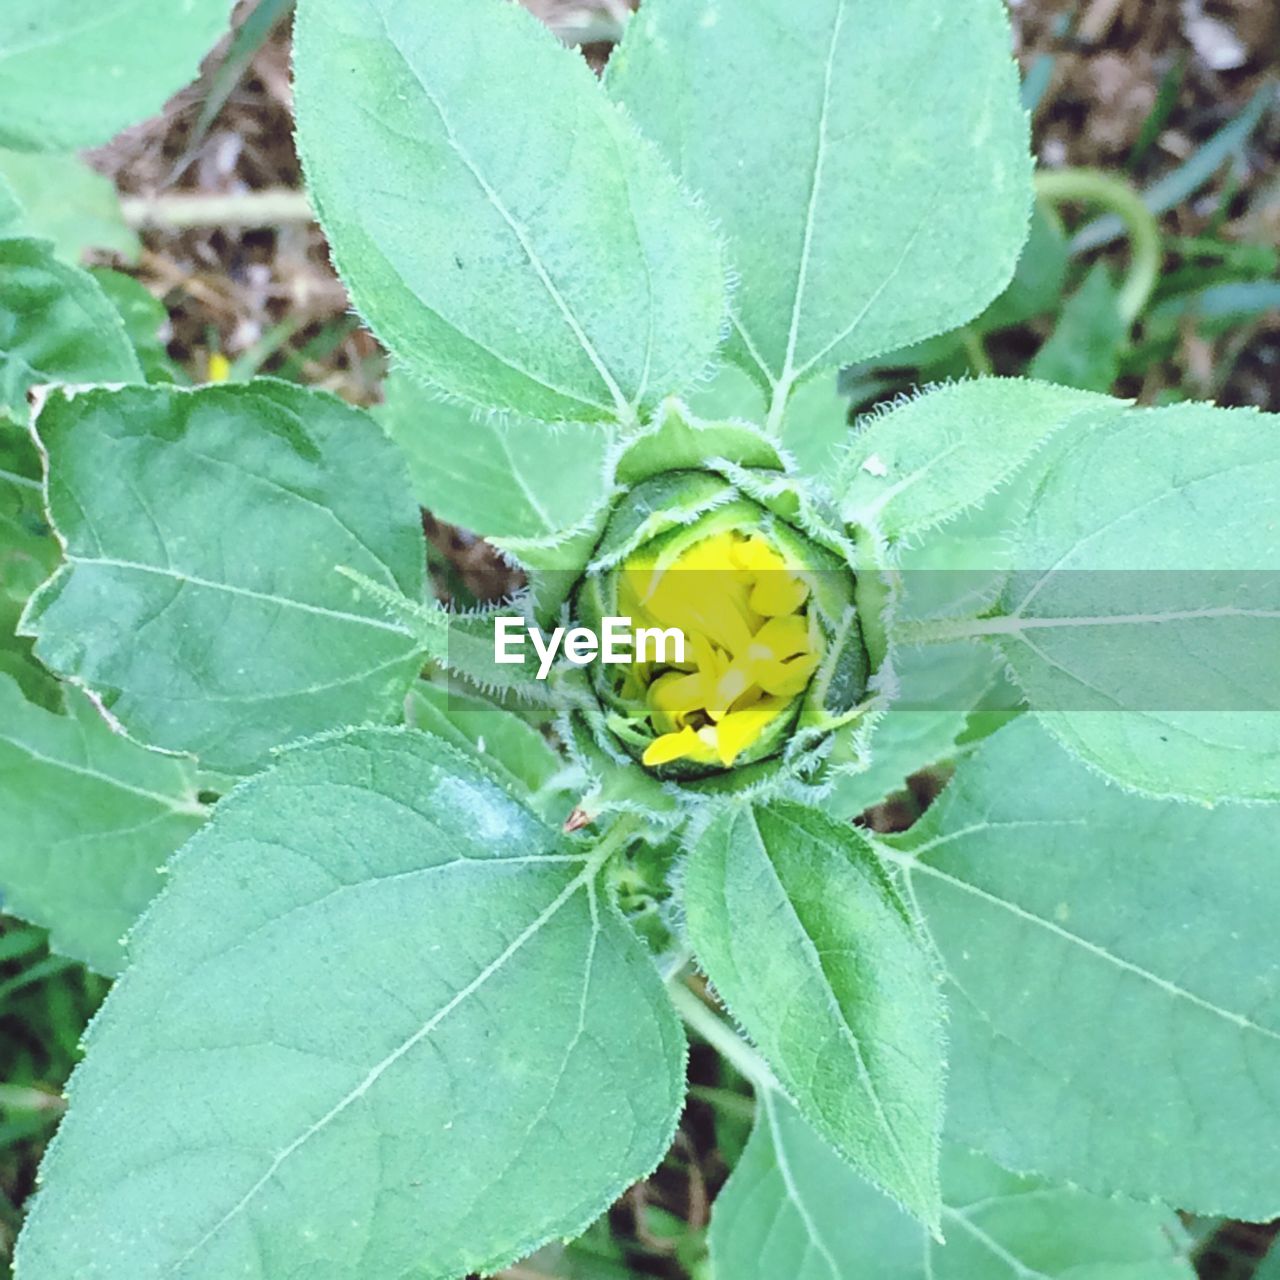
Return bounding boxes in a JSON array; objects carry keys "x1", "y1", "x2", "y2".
[{"x1": 569, "y1": 406, "x2": 876, "y2": 785}]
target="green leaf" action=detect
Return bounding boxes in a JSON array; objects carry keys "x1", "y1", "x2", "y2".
[
  {"x1": 21, "y1": 381, "x2": 427, "y2": 774},
  {"x1": 0, "y1": 171, "x2": 20, "y2": 232},
  {"x1": 884, "y1": 716, "x2": 1280, "y2": 1219},
  {"x1": 376, "y1": 369, "x2": 610, "y2": 540},
  {"x1": 711, "y1": 1093, "x2": 1195, "y2": 1280},
  {"x1": 827, "y1": 641, "x2": 1001, "y2": 817},
  {"x1": 685, "y1": 801, "x2": 944, "y2": 1227},
  {"x1": 0, "y1": 0, "x2": 234, "y2": 152},
  {"x1": 0, "y1": 237, "x2": 141, "y2": 418},
  {"x1": 890, "y1": 450, "x2": 1052, "y2": 625},
  {"x1": 0, "y1": 429, "x2": 60, "y2": 708},
  {"x1": 16, "y1": 730, "x2": 686, "y2": 1279},
  {"x1": 839, "y1": 379, "x2": 1111, "y2": 543},
  {"x1": 0, "y1": 676, "x2": 204, "y2": 974},
  {"x1": 408, "y1": 681, "x2": 573, "y2": 821},
  {"x1": 1029, "y1": 263, "x2": 1127, "y2": 392},
  {"x1": 606, "y1": 0, "x2": 1032, "y2": 420},
  {"x1": 0, "y1": 149, "x2": 139, "y2": 262},
  {"x1": 684, "y1": 362, "x2": 767, "y2": 424},
  {"x1": 995, "y1": 401, "x2": 1280, "y2": 803},
  {"x1": 778, "y1": 374, "x2": 849, "y2": 480},
  {"x1": 88, "y1": 268, "x2": 181, "y2": 384},
  {"x1": 293, "y1": 0, "x2": 725, "y2": 424},
  {"x1": 980, "y1": 202, "x2": 1071, "y2": 331}
]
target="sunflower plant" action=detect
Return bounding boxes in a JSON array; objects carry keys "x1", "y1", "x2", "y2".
[{"x1": 2, "y1": 0, "x2": 1278, "y2": 1278}]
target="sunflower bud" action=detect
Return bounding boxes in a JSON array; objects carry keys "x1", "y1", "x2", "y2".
[{"x1": 567, "y1": 404, "x2": 878, "y2": 787}]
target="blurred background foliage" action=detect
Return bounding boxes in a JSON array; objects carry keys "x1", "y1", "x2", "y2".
[{"x1": 1, "y1": 0, "x2": 1277, "y2": 1275}]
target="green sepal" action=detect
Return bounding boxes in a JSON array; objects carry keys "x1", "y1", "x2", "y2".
[
  {"x1": 613, "y1": 398, "x2": 785, "y2": 487},
  {"x1": 588, "y1": 470, "x2": 733, "y2": 571},
  {"x1": 562, "y1": 707, "x2": 681, "y2": 822},
  {"x1": 491, "y1": 497, "x2": 611, "y2": 624},
  {"x1": 336, "y1": 568, "x2": 553, "y2": 705}
]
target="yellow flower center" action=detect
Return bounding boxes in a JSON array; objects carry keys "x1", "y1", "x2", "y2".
[{"x1": 615, "y1": 529, "x2": 821, "y2": 770}]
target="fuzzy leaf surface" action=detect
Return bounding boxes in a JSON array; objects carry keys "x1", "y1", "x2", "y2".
[
  {"x1": 712, "y1": 1092, "x2": 1194, "y2": 1280},
  {"x1": 827, "y1": 641, "x2": 1001, "y2": 817},
  {"x1": 997, "y1": 402, "x2": 1280, "y2": 802},
  {"x1": 839, "y1": 379, "x2": 1112, "y2": 543},
  {"x1": 21, "y1": 381, "x2": 426, "y2": 774},
  {"x1": 408, "y1": 682, "x2": 572, "y2": 822},
  {"x1": 376, "y1": 370, "x2": 609, "y2": 540},
  {"x1": 294, "y1": 0, "x2": 725, "y2": 423},
  {"x1": 885, "y1": 716, "x2": 1280, "y2": 1219},
  {"x1": 0, "y1": 677, "x2": 204, "y2": 974},
  {"x1": 0, "y1": 237, "x2": 140, "y2": 418},
  {"x1": 606, "y1": 0, "x2": 1032, "y2": 409},
  {"x1": 685, "y1": 801, "x2": 944, "y2": 1227},
  {"x1": 0, "y1": 0, "x2": 233, "y2": 151},
  {"x1": 16, "y1": 729, "x2": 686, "y2": 1280}
]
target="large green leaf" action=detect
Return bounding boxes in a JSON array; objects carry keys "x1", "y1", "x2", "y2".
[
  {"x1": 21, "y1": 381, "x2": 427, "y2": 774},
  {"x1": 0, "y1": 428, "x2": 60, "y2": 706},
  {"x1": 685, "y1": 801, "x2": 944, "y2": 1227},
  {"x1": 376, "y1": 370, "x2": 610, "y2": 540},
  {"x1": 0, "y1": 237, "x2": 141, "y2": 418},
  {"x1": 827, "y1": 641, "x2": 1001, "y2": 817},
  {"x1": 0, "y1": 0, "x2": 233, "y2": 152},
  {"x1": 839, "y1": 380, "x2": 1111, "y2": 543},
  {"x1": 996, "y1": 401, "x2": 1280, "y2": 802},
  {"x1": 16, "y1": 730, "x2": 685, "y2": 1279},
  {"x1": 883, "y1": 716, "x2": 1280, "y2": 1219},
  {"x1": 711, "y1": 1092, "x2": 1194, "y2": 1280},
  {"x1": 0, "y1": 676, "x2": 204, "y2": 974},
  {"x1": 606, "y1": 0, "x2": 1032, "y2": 423},
  {"x1": 0, "y1": 149, "x2": 139, "y2": 262},
  {"x1": 408, "y1": 681, "x2": 574, "y2": 823},
  {"x1": 294, "y1": 0, "x2": 725, "y2": 425}
]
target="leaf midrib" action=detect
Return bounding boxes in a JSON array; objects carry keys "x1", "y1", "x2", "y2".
[
  {"x1": 62, "y1": 557, "x2": 412, "y2": 636},
  {"x1": 745, "y1": 808, "x2": 929, "y2": 1208},
  {"x1": 890, "y1": 844, "x2": 1280, "y2": 1044},
  {"x1": 166, "y1": 852, "x2": 602, "y2": 1274},
  {"x1": 372, "y1": 5, "x2": 633, "y2": 422}
]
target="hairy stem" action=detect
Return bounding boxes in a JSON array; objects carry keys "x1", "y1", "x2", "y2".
[{"x1": 667, "y1": 981, "x2": 777, "y2": 1090}]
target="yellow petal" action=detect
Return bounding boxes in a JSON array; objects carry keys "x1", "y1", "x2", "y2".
[
  {"x1": 750, "y1": 572, "x2": 809, "y2": 618},
  {"x1": 711, "y1": 697, "x2": 788, "y2": 766},
  {"x1": 643, "y1": 725, "x2": 715, "y2": 767},
  {"x1": 647, "y1": 670, "x2": 706, "y2": 732},
  {"x1": 708, "y1": 664, "x2": 751, "y2": 720},
  {"x1": 755, "y1": 651, "x2": 822, "y2": 697},
  {"x1": 731, "y1": 535, "x2": 784, "y2": 573},
  {"x1": 750, "y1": 614, "x2": 812, "y2": 662}
]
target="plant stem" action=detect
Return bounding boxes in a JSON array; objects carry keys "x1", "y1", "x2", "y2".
[
  {"x1": 687, "y1": 1084, "x2": 758, "y2": 1122},
  {"x1": 587, "y1": 811, "x2": 642, "y2": 864},
  {"x1": 959, "y1": 328, "x2": 993, "y2": 376},
  {"x1": 1034, "y1": 168, "x2": 1162, "y2": 326},
  {"x1": 120, "y1": 188, "x2": 315, "y2": 230},
  {"x1": 667, "y1": 982, "x2": 777, "y2": 1090}
]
